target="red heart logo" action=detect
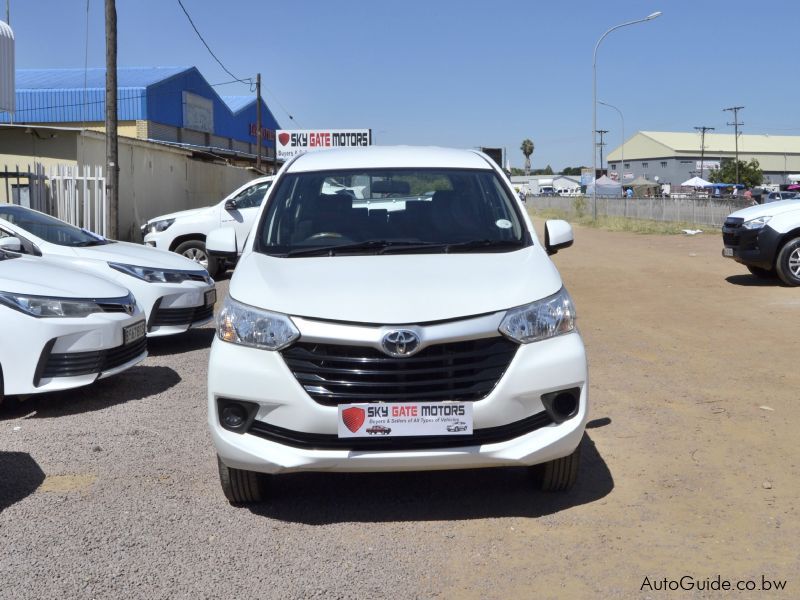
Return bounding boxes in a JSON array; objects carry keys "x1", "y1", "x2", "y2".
[
  {"x1": 341, "y1": 407, "x2": 365, "y2": 433},
  {"x1": 278, "y1": 132, "x2": 290, "y2": 146}
]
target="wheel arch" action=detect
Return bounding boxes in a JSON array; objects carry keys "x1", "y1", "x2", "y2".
[{"x1": 169, "y1": 233, "x2": 207, "y2": 252}]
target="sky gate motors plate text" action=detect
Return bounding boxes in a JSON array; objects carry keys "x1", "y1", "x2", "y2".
[{"x1": 276, "y1": 128, "x2": 372, "y2": 159}]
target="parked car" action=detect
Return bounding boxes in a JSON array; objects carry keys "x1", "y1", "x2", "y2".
[
  {"x1": 366, "y1": 425, "x2": 392, "y2": 435},
  {"x1": 141, "y1": 176, "x2": 275, "y2": 277},
  {"x1": 0, "y1": 245, "x2": 146, "y2": 402},
  {"x1": 722, "y1": 199, "x2": 800, "y2": 284},
  {"x1": 207, "y1": 145, "x2": 588, "y2": 503},
  {"x1": 766, "y1": 191, "x2": 800, "y2": 202},
  {"x1": 0, "y1": 205, "x2": 216, "y2": 337},
  {"x1": 446, "y1": 422, "x2": 468, "y2": 432}
]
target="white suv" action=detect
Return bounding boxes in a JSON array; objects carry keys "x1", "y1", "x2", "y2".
[
  {"x1": 142, "y1": 176, "x2": 275, "y2": 277},
  {"x1": 206, "y1": 146, "x2": 588, "y2": 503}
]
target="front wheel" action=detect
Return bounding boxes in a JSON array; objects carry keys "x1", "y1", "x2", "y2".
[
  {"x1": 775, "y1": 237, "x2": 800, "y2": 286},
  {"x1": 174, "y1": 240, "x2": 219, "y2": 278},
  {"x1": 217, "y1": 455, "x2": 269, "y2": 504},
  {"x1": 746, "y1": 265, "x2": 777, "y2": 279},
  {"x1": 531, "y1": 444, "x2": 581, "y2": 492}
]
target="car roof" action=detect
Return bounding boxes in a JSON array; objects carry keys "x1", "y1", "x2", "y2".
[{"x1": 286, "y1": 146, "x2": 495, "y2": 173}]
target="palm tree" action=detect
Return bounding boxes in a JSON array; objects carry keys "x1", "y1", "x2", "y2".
[{"x1": 520, "y1": 139, "x2": 534, "y2": 176}]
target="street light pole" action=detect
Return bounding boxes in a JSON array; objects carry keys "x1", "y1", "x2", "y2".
[
  {"x1": 593, "y1": 11, "x2": 662, "y2": 218},
  {"x1": 599, "y1": 101, "x2": 624, "y2": 184}
]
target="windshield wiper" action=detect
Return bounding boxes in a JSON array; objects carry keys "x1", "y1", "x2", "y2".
[
  {"x1": 441, "y1": 239, "x2": 525, "y2": 253},
  {"x1": 284, "y1": 240, "x2": 430, "y2": 257},
  {"x1": 73, "y1": 239, "x2": 108, "y2": 247}
]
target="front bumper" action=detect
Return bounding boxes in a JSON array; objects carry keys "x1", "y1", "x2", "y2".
[
  {"x1": 721, "y1": 223, "x2": 781, "y2": 269},
  {"x1": 124, "y1": 280, "x2": 216, "y2": 337},
  {"x1": 208, "y1": 331, "x2": 588, "y2": 474}
]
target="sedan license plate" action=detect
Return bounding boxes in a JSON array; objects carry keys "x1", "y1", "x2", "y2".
[
  {"x1": 205, "y1": 289, "x2": 217, "y2": 306},
  {"x1": 337, "y1": 402, "x2": 473, "y2": 438},
  {"x1": 123, "y1": 320, "x2": 146, "y2": 345},
  {"x1": 722, "y1": 247, "x2": 734, "y2": 257}
]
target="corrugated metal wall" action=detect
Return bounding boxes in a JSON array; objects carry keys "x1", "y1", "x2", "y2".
[
  {"x1": 2, "y1": 87, "x2": 146, "y2": 123},
  {"x1": 0, "y1": 21, "x2": 14, "y2": 113}
]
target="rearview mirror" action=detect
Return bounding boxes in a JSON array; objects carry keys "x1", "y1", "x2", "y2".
[
  {"x1": 544, "y1": 220, "x2": 573, "y2": 255},
  {"x1": 206, "y1": 228, "x2": 238, "y2": 259},
  {"x1": 224, "y1": 199, "x2": 237, "y2": 211},
  {"x1": 0, "y1": 236, "x2": 22, "y2": 252}
]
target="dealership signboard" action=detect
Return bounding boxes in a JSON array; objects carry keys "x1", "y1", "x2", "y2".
[{"x1": 276, "y1": 129, "x2": 372, "y2": 160}]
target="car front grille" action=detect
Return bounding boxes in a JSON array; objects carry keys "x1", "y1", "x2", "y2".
[
  {"x1": 247, "y1": 410, "x2": 553, "y2": 451},
  {"x1": 149, "y1": 302, "x2": 214, "y2": 327},
  {"x1": 36, "y1": 336, "x2": 147, "y2": 385},
  {"x1": 281, "y1": 337, "x2": 518, "y2": 405}
]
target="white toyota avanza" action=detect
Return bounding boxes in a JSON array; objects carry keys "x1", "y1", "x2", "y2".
[{"x1": 207, "y1": 146, "x2": 588, "y2": 503}]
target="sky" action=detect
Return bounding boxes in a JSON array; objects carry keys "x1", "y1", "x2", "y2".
[{"x1": 6, "y1": 0, "x2": 800, "y2": 170}]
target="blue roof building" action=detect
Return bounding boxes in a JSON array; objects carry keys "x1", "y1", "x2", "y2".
[{"x1": 2, "y1": 66, "x2": 281, "y2": 162}]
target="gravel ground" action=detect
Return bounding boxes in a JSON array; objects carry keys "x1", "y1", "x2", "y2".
[{"x1": 1, "y1": 227, "x2": 798, "y2": 598}]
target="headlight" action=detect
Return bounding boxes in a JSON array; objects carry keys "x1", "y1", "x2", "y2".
[
  {"x1": 148, "y1": 219, "x2": 175, "y2": 234},
  {"x1": 217, "y1": 296, "x2": 299, "y2": 351},
  {"x1": 499, "y1": 287, "x2": 576, "y2": 344},
  {"x1": 0, "y1": 291, "x2": 104, "y2": 318},
  {"x1": 108, "y1": 262, "x2": 209, "y2": 284},
  {"x1": 742, "y1": 216, "x2": 771, "y2": 230}
]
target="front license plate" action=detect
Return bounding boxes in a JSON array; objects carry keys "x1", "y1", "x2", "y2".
[
  {"x1": 337, "y1": 402, "x2": 473, "y2": 438},
  {"x1": 722, "y1": 247, "x2": 734, "y2": 257},
  {"x1": 205, "y1": 289, "x2": 217, "y2": 306},
  {"x1": 123, "y1": 320, "x2": 146, "y2": 345}
]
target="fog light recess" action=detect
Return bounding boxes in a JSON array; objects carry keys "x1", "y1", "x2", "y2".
[
  {"x1": 540, "y1": 387, "x2": 580, "y2": 424},
  {"x1": 217, "y1": 399, "x2": 259, "y2": 433}
]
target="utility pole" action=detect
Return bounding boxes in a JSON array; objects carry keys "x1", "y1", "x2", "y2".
[
  {"x1": 255, "y1": 73, "x2": 262, "y2": 171},
  {"x1": 694, "y1": 126, "x2": 715, "y2": 180},
  {"x1": 105, "y1": 0, "x2": 118, "y2": 239},
  {"x1": 5, "y1": 0, "x2": 9, "y2": 24},
  {"x1": 723, "y1": 106, "x2": 744, "y2": 185},
  {"x1": 595, "y1": 129, "x2": 608, "y2": 175}
]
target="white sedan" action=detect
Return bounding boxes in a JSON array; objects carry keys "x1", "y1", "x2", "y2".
[
  {"x1": 0, "y1": 205, "x2": 217, "y2": 337},
  {"x1": 0, "y1": 246, "x2": 147, "y2": 401}
]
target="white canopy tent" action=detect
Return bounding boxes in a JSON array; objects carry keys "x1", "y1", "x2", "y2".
[
  {"x1": 586, "y1": 175, "x2": 622, "y2": 197},
  {"x1": 681, "y1": 176, "x2": 711, "y2": 187}
]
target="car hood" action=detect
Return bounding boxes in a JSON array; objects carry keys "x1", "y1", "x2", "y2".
[
  {"x1": 146, "y1": 206, "x2": 215, "y2": 224},
  {"x1": 729, "y1": 200, "x2": 800, "y2": 220},
  {"x1": 229, "y1": 246, "x2": 563, "y2": 323},
  {"x1": 70, "y1": 241, "x2": 207, "y2": 271},
  {"x1": 0, "y1": 254, "x2": 129, "y2": 298}
]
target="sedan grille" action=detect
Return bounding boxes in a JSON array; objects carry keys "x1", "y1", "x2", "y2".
[
  {"x1": 150, "y1": 303, "x2": 214, "y2": 327},
  {"x1": 281, "y1": 337, "x2": 518, "y2": 405},
  {"x1": 36, "y1": 336, "x2": 147, "y2": 385}
]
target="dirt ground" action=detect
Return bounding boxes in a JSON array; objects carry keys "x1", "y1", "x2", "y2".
[{"x1": 1, "y1": 225, "x2": 798, "y2": 598}]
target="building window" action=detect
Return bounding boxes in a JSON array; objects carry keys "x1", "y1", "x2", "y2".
[
  {"x1": 660, "y1": 161, "x2": 667, "y2": 168},
  {"x1": 642, "y1": 162, "x2": 649, "y2": 168},
  {"x1": 624, "y1": 162, "x2": 630, "y2": 169},
  {"x1": 611, "y1": 164, "x2": 617, "y2": 170}
]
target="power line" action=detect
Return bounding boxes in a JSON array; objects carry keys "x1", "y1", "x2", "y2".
[{"x1": 176, "y1": 0, "x2": 252, "y2": 87}]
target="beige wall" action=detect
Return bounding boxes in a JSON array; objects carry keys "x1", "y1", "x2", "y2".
[{"x1": 0, "y1": 126, "x2": 257, "y2": 241}]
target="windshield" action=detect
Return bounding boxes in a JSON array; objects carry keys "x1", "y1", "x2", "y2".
[
  {"x1": 0, "y1": 205, "x2": 109, "y2": 247},
  {"x1": 257, "y1": 168, "x2": 528, "y2": 256}
]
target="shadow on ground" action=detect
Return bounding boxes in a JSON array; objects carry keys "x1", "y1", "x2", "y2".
[
  {"x1": 0, "y1": 452, "x2": 45, "y2": 513},
  {"x1": 248, "y1": 433, "x2": 613, "y2": 524},
  {"x1": 725, "y1": 274, "x2": 784, "y2": 287},
  {"x1": 0, "y1": 365, "x2": 181, "y2": 420},
  {"x1": 146, "y1": 327, "x2": 215, "y2": 356}
]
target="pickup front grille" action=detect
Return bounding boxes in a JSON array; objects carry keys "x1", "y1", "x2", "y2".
[
  {"x1": 281, "y1": 337, "x2": 518, "y2": 405},
  {"x1": 36, "y1": 336, "x2": 147, "y2": 385}
]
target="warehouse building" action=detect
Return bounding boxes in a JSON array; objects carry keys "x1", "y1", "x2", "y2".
[
  {"x1": 606, "y1": 131, "x2": 800, "y2": 187},
  {"x1": 1, "y1": 66, "x2": 280, "y2": 164}
]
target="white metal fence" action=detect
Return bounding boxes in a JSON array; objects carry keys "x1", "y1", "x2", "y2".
[
  {"x1": 528, "y1": 195, "x2": 753, "y2": 227},
  {"x1": 1, "y1": 162, "x2": 107, "y2": 236}
]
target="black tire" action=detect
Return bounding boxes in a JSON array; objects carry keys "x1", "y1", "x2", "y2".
[
  {"x1": 532, "y1": 444, "x2": 581, "y2": 492},
  {"x1": 174, "y1": 240, "x2": 219, "y2": 278},
  {"x1": 217, "y1": 455, "x2": 268, "y2": 504},
  {"x1": 746, "y1": 265, "x2": 777, "y2": 279},
  {"x1": 775, "y1": 237, "x2": 800, "y2": 286}
]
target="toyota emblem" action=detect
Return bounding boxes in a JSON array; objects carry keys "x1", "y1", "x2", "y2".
[{"x1": 381, "y1": 329, "x2": 421, "y2": 357}]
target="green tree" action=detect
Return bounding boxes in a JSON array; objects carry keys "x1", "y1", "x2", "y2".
[
  {"x1": 520, "y1": 139, "x2": 534, "y2": 176},
  {"x1": 709, "y1": 158, "x2": 763, "y2": 188},
  {"x1": 562, "y1": 166, "x2": 584, "y2": 176}
]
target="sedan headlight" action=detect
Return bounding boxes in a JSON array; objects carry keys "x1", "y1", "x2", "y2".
[
  {"x1": 148, "y1": 218, "x2": 175, "y2": 234},
  {"x1": 742, "y1": 216, "x2": 772, "y2": 230},
  {"x1": 0, "y1": 291, "x2": 104, "y2": 318},
  {"x1": 108, "y1": 262, "x2": 210, "y2": 284},
  {"x1": 217, "y1": 296, "x2": 299, "y2": 351},
  {"x1": 499, "y1": 287, "x2": 576, "y2": 344}
]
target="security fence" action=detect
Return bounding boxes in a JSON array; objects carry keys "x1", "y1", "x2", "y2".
[{"x1": 528, "y1": 195, "x2": 753, "y2": 227}]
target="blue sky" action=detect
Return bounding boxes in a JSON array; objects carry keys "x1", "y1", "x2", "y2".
[{"x1": 7, "y1": 0, "x2": 800, "y2": 170}]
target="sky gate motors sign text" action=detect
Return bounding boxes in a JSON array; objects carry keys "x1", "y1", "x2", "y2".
[{"x1": 276, "y1": 129, "x2": 372, "y2": 160}]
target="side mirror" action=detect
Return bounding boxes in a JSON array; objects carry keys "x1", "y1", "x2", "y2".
[
  {"x1": 544, "y1": 220, "x2": 573, "y2": 255},
  {"x1": 224, "y1": 199, "x2": 237, "y2": 211},
  {"x1": 0, "y1": 236, "x2": 22, "y2": 252},
  {"x1": 206, "y1": 228, "x2": 238, "y2": 259}
]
